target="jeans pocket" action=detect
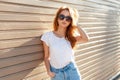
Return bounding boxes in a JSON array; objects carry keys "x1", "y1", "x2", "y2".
[
  {"x1": 71, "y1": 67, "x2": 77, "y2": 73},
  {"x1": 51, "y1": 73, "x2": 56, "y2": 78},
  {"x1": 69, "y1": 67, "x2": 81, "y2": 80},
  {"x1": 69, "y1": 65, "x2": 80, "y2": 75},
  {"x1": 51, "y1": 72, "x2": 59, "y2": 80},
  {"x1": 70, "y1": 64, "x2": 77, "y2": 70}
]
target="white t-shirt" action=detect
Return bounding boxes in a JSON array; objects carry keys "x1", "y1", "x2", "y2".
[{"x1": 41, "y1": 31, "x2": 75, "y2": 69}]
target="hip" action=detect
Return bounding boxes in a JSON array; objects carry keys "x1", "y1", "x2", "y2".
[{"x1": 50, "y1": 62, "x2": 81, "y2": 80}]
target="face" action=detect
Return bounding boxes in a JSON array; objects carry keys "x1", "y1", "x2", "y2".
[{"x1": 57, "y1": 10, "x2": 72, "y2": 28}]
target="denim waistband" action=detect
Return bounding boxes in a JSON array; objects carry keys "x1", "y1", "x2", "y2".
[{"x1": 50, "y1": 62, "x2": 75, "y2": 73}]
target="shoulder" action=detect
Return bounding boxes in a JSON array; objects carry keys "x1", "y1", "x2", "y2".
[
  {"x1": 40, "y1": 31, "x2": 53, "y2": 45},
  {"x1": 41, "y1": 31, "x2": 52, "y2": 37}
]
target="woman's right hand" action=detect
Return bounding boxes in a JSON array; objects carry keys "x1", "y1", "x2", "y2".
[{"x1": 47, "y1": 71, "x2": 56, "y2": 78}]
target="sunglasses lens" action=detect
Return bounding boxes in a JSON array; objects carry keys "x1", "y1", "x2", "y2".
[
  {"x1": 58, "y1": 14, "x2": 72, "y2": 22},
  {"x1": 59, "y1": 14, "x2": 64, "y2": 20},
  {"x1": 66, "y1": 16, "x2": 72, "y2": 22}
]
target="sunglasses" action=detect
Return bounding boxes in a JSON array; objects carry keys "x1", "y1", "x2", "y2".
[{"x1": 58, "y1": 14, "x2": 72, "y2": 22}]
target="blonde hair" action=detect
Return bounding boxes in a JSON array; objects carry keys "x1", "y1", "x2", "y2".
[{"x1": 53, "y1": 6, "x2": 79, "y2": 48}]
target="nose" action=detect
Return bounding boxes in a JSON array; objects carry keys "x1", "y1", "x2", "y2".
[{"x1": 63, "y1": 18, "x2": 67, "y2": 22}]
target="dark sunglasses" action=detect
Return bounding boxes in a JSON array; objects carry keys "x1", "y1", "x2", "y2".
[{"x1": 58, "y1": 14, "x2": 72, "y2": 22}]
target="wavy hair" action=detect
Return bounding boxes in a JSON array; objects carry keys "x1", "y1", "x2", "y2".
[{"x1": 53, "y1": 6, "x2": 79, "y2": 48}]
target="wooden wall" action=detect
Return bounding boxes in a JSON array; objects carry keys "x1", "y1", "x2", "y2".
[{"x1": 0, "y1": 0, "x2": 120, "y2": 80}]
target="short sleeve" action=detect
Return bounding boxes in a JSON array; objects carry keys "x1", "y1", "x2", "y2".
[{"x1": 40, "y1": 32, "x2": 50, "y2": 46}]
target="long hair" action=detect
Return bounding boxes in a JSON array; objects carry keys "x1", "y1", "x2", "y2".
[{"x1": 53, "y1": 6, "x2": 79, "y2": 48}]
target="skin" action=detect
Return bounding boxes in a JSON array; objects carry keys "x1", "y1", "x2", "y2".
[{"x1": 42, "y1": 10, "x2": 89, "y2": 78}]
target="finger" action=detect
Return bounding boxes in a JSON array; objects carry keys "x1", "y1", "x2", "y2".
[{"x1": 52, "y1": 73, "x2": 56, "y2": 77}]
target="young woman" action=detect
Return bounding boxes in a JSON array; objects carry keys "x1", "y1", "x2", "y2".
[{"x1": 41, "y1": 6, "x2": 89, "y2": 80}]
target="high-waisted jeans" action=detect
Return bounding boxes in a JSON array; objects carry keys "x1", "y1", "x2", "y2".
[{"x1": 50, "y1": 62, "x2": 81, "y2": 80}]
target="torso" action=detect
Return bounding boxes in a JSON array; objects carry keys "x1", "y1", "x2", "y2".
[{"x1": 45, "y1": 31, "x2": 75, "y2": 69}]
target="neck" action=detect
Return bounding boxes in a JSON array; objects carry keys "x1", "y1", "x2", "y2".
[{"x1": 56, "y1": 26, "x2": 67, "y2": 37}]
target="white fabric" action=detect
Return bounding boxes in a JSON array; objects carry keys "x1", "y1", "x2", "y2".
[{"x1": 41, "y1": 31, "x2": 75, "y2": 69}]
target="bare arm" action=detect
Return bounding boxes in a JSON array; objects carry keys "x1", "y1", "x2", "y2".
[
  {"x1": 42, "y1": 41, "x2": 55, "y2": 78},
  {"x1": 75, "y1": 27, "x2": 89, "y2": 43}
]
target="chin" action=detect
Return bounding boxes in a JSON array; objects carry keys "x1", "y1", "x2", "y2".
[
  {"x1": 63, "y1": 26, "x2": 68, "y2": 28},
  {"x1": 61, "y1": 25, "x2": 69, "y2": 28}
]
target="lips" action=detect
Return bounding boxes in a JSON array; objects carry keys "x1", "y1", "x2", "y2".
[{"x1": 62, "y1": 22, "x2": 67, "y2": 25}]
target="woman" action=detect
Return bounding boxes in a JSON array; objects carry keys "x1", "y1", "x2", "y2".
[{"x1": 41, "y1": 6, "x2": 89, "y2": 80}]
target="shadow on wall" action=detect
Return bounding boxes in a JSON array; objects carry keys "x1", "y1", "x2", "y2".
[
  {"x1": 0, "y1": 36, "x2": 45, "y2": 80},
  {"x1": 96, "y1": 9, "x2": 120, "y2": 80}
]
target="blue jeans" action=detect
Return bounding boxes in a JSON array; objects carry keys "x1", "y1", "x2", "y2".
[{"x1": 50, "y1": 62, "x2": 81, "y2": 80}]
